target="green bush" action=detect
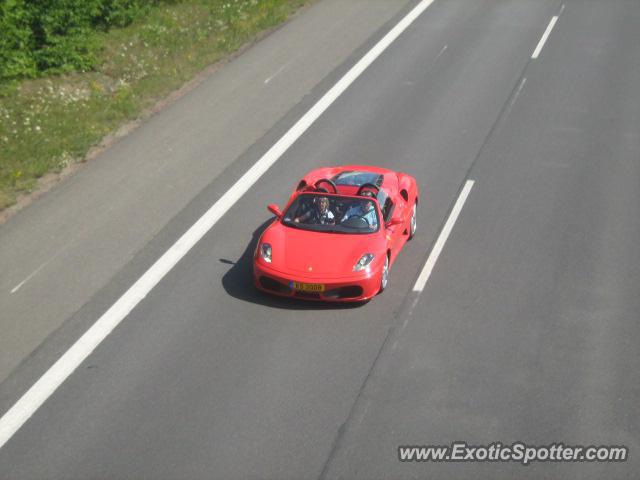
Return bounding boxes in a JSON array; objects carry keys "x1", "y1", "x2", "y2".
[
  {"x1": 0, "y1": 0, "x2": 37, "y2": 78},
  {"x1": 0, "y1": 0, "x2": 157, "y2": 80}
]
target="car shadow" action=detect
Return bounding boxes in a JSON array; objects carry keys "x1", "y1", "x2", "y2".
[{"x1": 221, "y1": 218, "x2": 366, "y2": 310}]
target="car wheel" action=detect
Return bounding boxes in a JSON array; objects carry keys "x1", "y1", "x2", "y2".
[
  {"x1": 380, "y1": 254, "x2": 389, "y2": 293},
  {"x1": 408, "y1": 202, "x2": 417, "y2": 240}
]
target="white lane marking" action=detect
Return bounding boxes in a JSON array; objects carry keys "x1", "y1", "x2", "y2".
[
  {"x1": 404, "y1": 44, "x2": 446, "y2": 86},
  {"x1": 514, "y1": 76, "x2": 527, "y2": 100},
  {"x1": 413, "y1": 180, "x2": 475, "y2": 292},
  {"x1": 434, "y1": 44, "x2": 447, "y2": 62},
  {"x1": 531, "y1": 14, "x2": 559, "y2": 59},
  {"x1": 8, "y1": 234, "x2": 85, "y2": 294},
  {"x1": 503, "y1": 77, "x2": 526, "y2": 119},
  {"x1": 10, "y1": 262, "x2": 49, "y2": 294},
  {"x1": 0, "y1": 0, "x2": 437, "y2": 451},
  {"x1": 264, "y1": 60, "x2": 291, "y2": 84}
]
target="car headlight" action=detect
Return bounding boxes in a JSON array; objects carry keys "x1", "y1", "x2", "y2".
[
  {"x1": 260, "y1": 243, "x2": 272, "y2": 263},
  {"x1": 353, "y1": 253, "x2": 374, "y2": 271}
]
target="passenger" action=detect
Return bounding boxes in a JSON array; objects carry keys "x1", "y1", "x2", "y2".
[
  {"x1": 294, "y1": 196, "x2": 335, "y2": 225},
  {"x1": 341, "y1": 192, "x2": 377, "y2": 228}
]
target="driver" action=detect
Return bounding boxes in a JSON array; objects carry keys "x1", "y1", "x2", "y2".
[
  {"x1": 341, "y1": 191, "x2": 377, "y2": 228},
  {"x1": 294, "y1": 196, "x2": 335, "y2": 225}
]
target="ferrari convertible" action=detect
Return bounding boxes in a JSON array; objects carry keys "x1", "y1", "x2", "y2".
[{"x1": 253, "y1": 165, "x2": 419, "y2": 302}]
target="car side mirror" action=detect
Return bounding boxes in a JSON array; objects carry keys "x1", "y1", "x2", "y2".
[
  {"x1": 267, "y1": 203, "x2": 282, "y2": 218},
  {"x1": 386, "y1": 217, "x2": 403, "y2": 228}
]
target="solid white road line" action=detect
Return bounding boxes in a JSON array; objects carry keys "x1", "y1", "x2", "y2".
[
  {"x1": 531, "y1": 14, "x2": 559, "y2": 59},
  {"x1": 413, "y1": 180, "x2": 475, "y2": 292},
  {"x1": 0, "y1": 0, "x2": 437, "y2": 451}
]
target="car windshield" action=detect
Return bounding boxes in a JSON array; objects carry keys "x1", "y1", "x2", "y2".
[
  {"x1": 332, "y1": 171, "x2": 382, "y2": 187},
  {"x1": 282, "y1": 193, "x2": 380, "y2": 233}
]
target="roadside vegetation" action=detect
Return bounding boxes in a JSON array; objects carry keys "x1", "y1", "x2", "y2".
[{"x1": 0, "y1": 0, "x2": 308, "y2": 211}]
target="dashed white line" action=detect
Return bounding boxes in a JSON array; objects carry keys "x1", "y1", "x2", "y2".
[
  {"x1": 514, "y1": 76, "x2": 527, "y2": 99},
  {"x1": 10, "y1": 262, "x2": 49, "y2": 294},
  {"x1": 531, "y1": 13, "x2": 559, "y2": 59},
  {"x1": 9, "y1": 239, "x2": 80, "y2": 294},
  {"x1": 0, "y1": 0, "x2": 438, "y2": 451},
  {"x1": 434, "y1": 44, "x2": 448, "y2": 62},
  {"x1": 503, "y1": 77, "x2": 527, "y2": 120},
  {"x1": 413, "y1": 180, "x2": 475, "y2": 292},
  {"x1": 264, "y1": 61, "x2": 291, "y2": 84}
]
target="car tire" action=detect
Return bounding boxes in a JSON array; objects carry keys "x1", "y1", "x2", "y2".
[
  {"x1": 379, "y1": 254, "x2": 389, "y2": 293},
  {"x1": 408, "y1": 202, "x2": 417, "y2": 240}
]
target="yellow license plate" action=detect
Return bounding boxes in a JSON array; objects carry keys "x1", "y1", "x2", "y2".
[{"x1": 291, "y1": 281, "x2": 325, "y2": 292}]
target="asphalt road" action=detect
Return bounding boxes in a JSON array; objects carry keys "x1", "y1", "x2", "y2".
[
  {"x1": 1, "y1": 0, "x2": 639, "y2": 479},
  {"x1": 0, "y1": 0, "x2": 409, "y2": 384}
]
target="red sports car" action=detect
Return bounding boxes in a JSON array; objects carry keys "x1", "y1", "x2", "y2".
[{"x1": 253, "y1": 165, "x2": 419, "y2": 302}]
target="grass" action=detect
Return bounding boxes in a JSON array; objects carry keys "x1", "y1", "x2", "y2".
[{"x1": 0, "y1": 0, "x2": 309, "y2": 211}]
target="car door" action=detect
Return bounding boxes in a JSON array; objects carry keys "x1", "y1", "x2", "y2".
[{"x1": 381, "y1": 196, "x2": 406, "y2": 264}]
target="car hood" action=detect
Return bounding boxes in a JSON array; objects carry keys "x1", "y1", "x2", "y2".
[{"x1": 264, "y1": 223, "x2": 384, "y2": 276}]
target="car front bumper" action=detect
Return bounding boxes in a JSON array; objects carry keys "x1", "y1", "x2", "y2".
[{"x1": 253, "y1": 261, "x2": 381, "y2": 302}]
